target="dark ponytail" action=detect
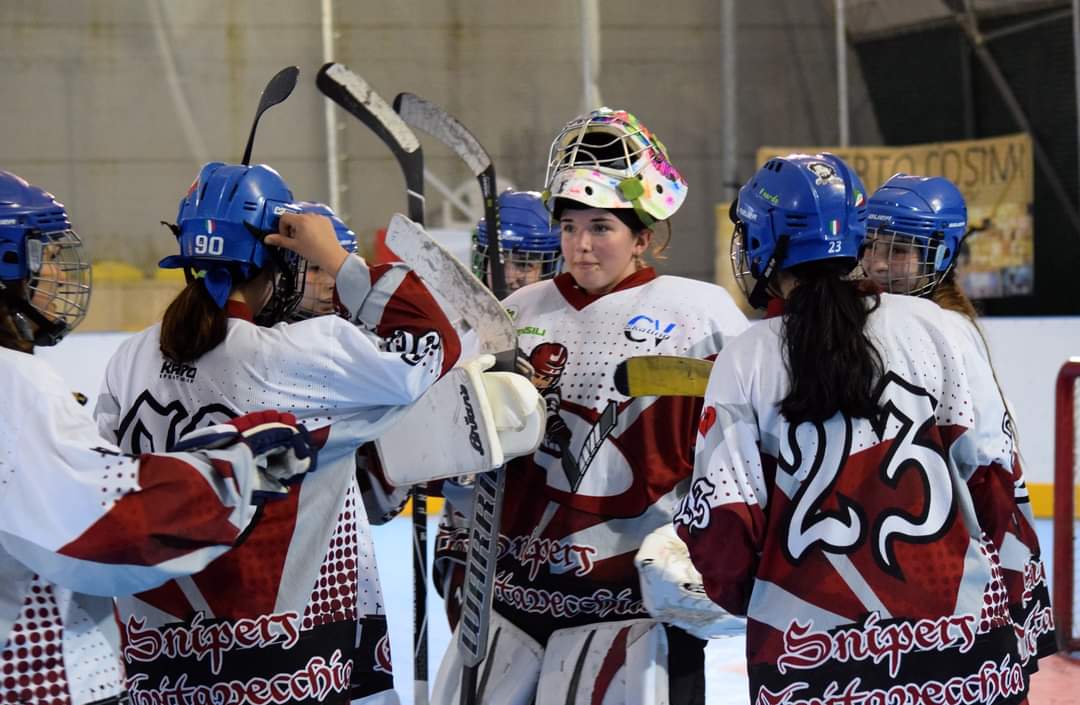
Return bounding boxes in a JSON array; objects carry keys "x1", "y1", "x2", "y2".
[
  {"x1": 780, "y1": 260, "x2": 882, "y2": 424},
  {"x1": 159, "y1": 279, "x2": 228, "y2": 363}
]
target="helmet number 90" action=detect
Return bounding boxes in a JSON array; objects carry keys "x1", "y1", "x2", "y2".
[{"x1": 193, "y1": 234, "x2": 225, "y2": 256}]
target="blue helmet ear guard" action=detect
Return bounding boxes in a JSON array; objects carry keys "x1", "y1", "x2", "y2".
[
  {"x1": 731, "y1": 153, "x2": 868, "y2": 308},
  {"x1": 864, "y1": 174, "x2": 968, "y2": 296},
  {"x1": 472, "y1": 189, "x2": 563, "y2": 287},
  {"x1": 160, "y1": 162, "x2": 306, "y2": 324},
  {"x1": 0, "y1": 170, "x2": 91, "y2": 346}
]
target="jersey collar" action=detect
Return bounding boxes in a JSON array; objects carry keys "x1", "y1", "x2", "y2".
[
  {"x1": 225, "y1": 300, "x2": 255, "y2": 322},
  {"x1": 553, "y1": 267, "x2": 657, "y2": 311}
]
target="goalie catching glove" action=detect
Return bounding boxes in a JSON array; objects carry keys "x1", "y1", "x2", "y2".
[
  {"x1": 635, "y1": 523, "x2": 745, "y2": 639},
  {"x1": 173, "y1": 409, "x2": 317, "y2": 501},
  {"x1": 376, "y1": 354, "x2": 545, "y2": 486}
]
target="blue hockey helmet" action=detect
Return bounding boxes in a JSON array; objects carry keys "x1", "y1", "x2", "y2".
[
  {"x1": 0, "y1": 171, "x2": 90, "y2": 346},
  {"x1": 296, "y1": 201, "x2": 357, "y2": 254},
  {"x1": 160, "y1": 162, "x2": 305, "y2": 323},
  {"x1": 863, "y1": 174, "x2": 968, "y2": 296},
  {"x1": 730, "y1": 153, "x2": 868, "y2": 308},
  {"x1": 288, "y1": 201, "x2": 357, "y2": 321},
  {"x1": 473, "y1": 190, "x2": 562, "y2": 292}
]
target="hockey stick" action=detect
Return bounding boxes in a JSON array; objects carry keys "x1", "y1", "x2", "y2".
[
  {"x1": 392, "y1": 92, "x2": 511, "y2": 705},
  {"x1": 316, "y1": 63, "x2": 425, "y2": 223},
  {"x1": 241, "y1": 66, "x2": 299, "y2": 166},
  {"x1": 393, "y1": 92, "x2": 509, "y2": 300},
  {"x1": 384, "y1": 215, "x2": 513, "y2": 705},
  {"x1": 612, "y1": 355, "x2": 712, "y2": 398},
  {"x1": 315, "y1": 62, "x2": 430, "y2": 704}
]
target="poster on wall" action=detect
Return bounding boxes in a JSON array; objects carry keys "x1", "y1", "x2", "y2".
[{"x1": 737, "y1": 133, "x2": 1034, "y2": 299}]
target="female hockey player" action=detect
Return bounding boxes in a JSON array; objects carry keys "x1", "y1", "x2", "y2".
[
  {"x1": 93, "y1": 162, "x2": 467, "y2": 705},
  {"x1": 433, "y1": 109, "x2": 750, "y2": 705},
  {"x1": 862, "y1": 174, "x2": 1056, "y2": 672},
  {"x1": 677, "y1": 153, "x2": 1044, "y2": 705},
  {"x1": 0, "y1": 170, "x2": 316, "y2": 705}
]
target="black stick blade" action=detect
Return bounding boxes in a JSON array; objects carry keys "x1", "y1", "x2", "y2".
[{"x1": 241, "y1": 66, "x2": 299, "y2": 165}]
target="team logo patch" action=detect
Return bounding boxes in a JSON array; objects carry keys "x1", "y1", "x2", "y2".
[
  {"x1": 160, "y1": 359, "x2": 198, "y2": 383},
  {"x1": 387, "y1": 329, "x2": 441, "y2": 366},
  {"x1": 623, "y1": 314, "x2": 677, "y2": 346},
  {"x1": 807, "y1": 161, "x2": 838, "y2": 184}
]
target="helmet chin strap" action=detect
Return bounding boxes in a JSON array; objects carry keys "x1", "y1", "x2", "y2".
[
  {"x1": 3, "y1": 289, "x2": 68, "y2": 346},
  {"x1": 749, "y1": 235, "x2": 789, "y2": 310}
]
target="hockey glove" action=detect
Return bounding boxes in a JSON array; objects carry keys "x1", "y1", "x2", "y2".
[
  {"x1": 635, "y1": 523, "x2": 745, "y2": 639},
  {"x1": 174, "y1": 410, "x2": 317, "y2": 501}
]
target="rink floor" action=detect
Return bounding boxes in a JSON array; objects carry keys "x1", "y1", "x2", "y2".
[{"x1": 372, "y1": 517, "x2": 1072, "y2": 705}]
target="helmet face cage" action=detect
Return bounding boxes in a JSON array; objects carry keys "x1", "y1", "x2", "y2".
[
  {"x1": 861, "y1": 227, "x2": 942, "y2": 297},
  {"x1": 23, "y1": 228, "x2": 91, "y2": 338},
  {"x1": 545, "y1": 111, "x2": 655, "y2": 185},
  {"x1": 254, "y1": 246, "x2": 307, "y2": 325},
  {"x1": 729, "y1": 222, "x2": 756, "y2": 304},
  {"x1": 470, "y1": 239, "x2": 563, "y2": 293},
  {"x1": 289, "y1": 203, "x2": 356, "y2": 321},
  {"x1": 543, "y1": 109, "x2": 687, "y2": 224}
]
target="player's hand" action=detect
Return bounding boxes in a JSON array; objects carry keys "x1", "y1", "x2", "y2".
[
  {"x1": 265, "y1": 212, "x2": 350, "y2": 277},
  {"x1": 174, "y1": 410, "x2": 318, "y2": 501}
]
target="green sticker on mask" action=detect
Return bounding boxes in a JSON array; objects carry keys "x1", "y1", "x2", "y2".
[{"x1": 617, "y1": 178, "x2": 645, "y2": 201}]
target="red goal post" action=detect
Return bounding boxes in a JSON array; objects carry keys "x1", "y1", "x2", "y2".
[{"x1": 1054, "y1": 358, "x2": 1080, "y2": 654}]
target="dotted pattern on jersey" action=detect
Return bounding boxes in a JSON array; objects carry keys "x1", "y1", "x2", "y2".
[
  {"x1": 52, "y1": 591, "x2": 122, "y2": 705},
  {"x1": 522, "y1": 280, "x2": 714, "y2": 412},
  {"x1": 977, "y1": 536, "x2": 1010, "y2": 633},
  {"x1": 94, "y1": 454, "x2": 139, "y2": 512},
  {"x1": 1, "y1": 576, "x2": 69, "y2": 705},
  {"x1": 302, "y1": 483, "x2": 369, "y2": 630},
  {"x1": 846, "y1": 314, "x2": 977, "y2": 456}
]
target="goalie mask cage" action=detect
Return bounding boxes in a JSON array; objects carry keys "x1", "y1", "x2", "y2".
[{"x1": 1054, "y1": 358, "x2": 1080, "y2": 654}]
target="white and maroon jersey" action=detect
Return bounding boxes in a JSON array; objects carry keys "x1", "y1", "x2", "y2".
[
  {"x1": 1, "y1": 346, "x2": 269, "y2": 705},
  {"x1": 941, "y1": 309, "x2": 1056, "y2": 669},
  {"x1": 94, "y1": 255, "x2": 462, "y2": 705},
  {"x1": 676, "y1": 293, "x2": 1047, "y2": 705},
  {"x1": 435, "y1": 268, "x2": 749, "y2": 644}
]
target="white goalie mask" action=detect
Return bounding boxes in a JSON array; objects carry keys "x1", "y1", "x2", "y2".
[{"x1": 543, "y1": 108, "x2": 688, "y2": 225}]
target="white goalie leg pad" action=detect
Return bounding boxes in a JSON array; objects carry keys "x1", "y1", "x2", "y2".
[
  {"x1": 536, "y1": 619, "x2": 669, "y2": 705},
  {"x1": 432, "y1": 610, "x2": 544, "y2": 705},
  {"x1": 376, "y1": 355, "x2": 544, "y2": 485},
  {"x1": 635, "y1": 524, "x2": 746, "y2": 640}
]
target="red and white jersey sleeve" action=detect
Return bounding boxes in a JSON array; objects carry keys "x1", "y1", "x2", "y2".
[
  {"x1": 941, "y1": 310, "x2": 1056, "y2": 667},
  {"x1": 676, "y1": 294, "x2": 1044, "y2": 705},
  {"x1": 434, "y1": 269, "x2": 748, "y2": 644},
  {"x1": 1, "y1": 346, "x2": 265, "y2": 705},
  {"x1": 91, "y1": 254, "x2": 461, "y2": 705}
]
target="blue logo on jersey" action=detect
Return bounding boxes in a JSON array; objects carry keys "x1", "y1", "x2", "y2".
[{"x1": 624, "y1": 315, "x2": 677, "y2": 346}]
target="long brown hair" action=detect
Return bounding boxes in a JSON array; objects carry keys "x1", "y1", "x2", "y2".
[
  {"x1": 781, "y1": 261, "x2": 883, "y2": 424},
  {"x1": 0, "y1": 284, "x2": 33, "y2": 353},
  {"x1": 159, "y1": 279, "x2": 228, "y2": 363}
]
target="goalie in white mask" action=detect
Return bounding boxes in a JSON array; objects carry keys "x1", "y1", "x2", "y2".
[{"x1": 431, "y1": 109, "x2": 749, "y2": 705}]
